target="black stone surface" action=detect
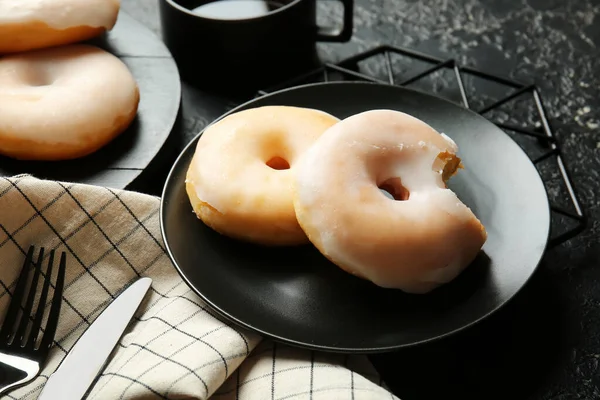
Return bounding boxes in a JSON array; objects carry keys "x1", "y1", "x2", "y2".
[{"x1": 123, "y1": 0, "x2": 600, "y2": 399}]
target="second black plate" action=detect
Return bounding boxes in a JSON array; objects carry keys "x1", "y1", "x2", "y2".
[
  {"x1": 161, "y1": 82, "x2": 550, "y2": 353},
  {"x1": 0, "y1": 11, "x2": 181, "y2": 189}
]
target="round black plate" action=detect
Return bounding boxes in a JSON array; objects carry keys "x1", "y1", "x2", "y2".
[
  {"x1": 0, "y1": 11, "x2": 181, "y2": 189},
  {"x1": 160, "y1": 82, "x2": 551, "y2": 353}
]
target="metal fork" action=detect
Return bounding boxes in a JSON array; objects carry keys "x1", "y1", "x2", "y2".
[{"x1": 0, "y1": 246, "x2": 66, "y2": 395}]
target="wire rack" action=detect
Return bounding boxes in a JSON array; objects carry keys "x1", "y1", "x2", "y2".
[{"x1": 255, "y1": 44, "x2": 586, "y2": 248}]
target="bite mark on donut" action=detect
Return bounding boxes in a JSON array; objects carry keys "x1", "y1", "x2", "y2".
[
  {"x1": 266, "y1": 156, "x2": 290, "y2": 170},
  {"x1": 378, "y1": 177, "x2": 410, "y2": 201},
  {"x1": 435, "y1": 151, "x2": 464, "y2": 183}
]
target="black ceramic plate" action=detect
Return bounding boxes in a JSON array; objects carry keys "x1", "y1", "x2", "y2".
[
  {"x1": 160, "y1": 82, "x2": 550, "y2": 353},
  {"x1": 0, "y1": 11, "x2": 181, "y2": 189}
]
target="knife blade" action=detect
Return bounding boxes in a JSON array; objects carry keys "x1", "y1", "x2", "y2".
[{"x1": 38, "y1": 277, "x2": 152, "y2": 400}]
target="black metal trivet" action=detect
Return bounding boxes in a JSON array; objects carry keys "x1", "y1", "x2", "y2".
[{"x1": 255, "y1": 44, "x2": 586, "y2": 248}]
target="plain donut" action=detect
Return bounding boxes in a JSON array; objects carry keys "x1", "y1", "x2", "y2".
[
  {"x1": 0, "y1": 0, "x2": 120, "y2": 54},
  {"x1": 185, "y1": 106, "x2": 340, "y2": 246},
  {"x1": 293, "y1": 109, "x2": 487, "y2": 294},
  {"x1": 0, "y1": 44, "x2": 139, "y2": 161}
]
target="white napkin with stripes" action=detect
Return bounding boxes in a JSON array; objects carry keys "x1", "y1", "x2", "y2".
[{"x1": 0, "y1": 175, "x2": 399, "y2": 400}]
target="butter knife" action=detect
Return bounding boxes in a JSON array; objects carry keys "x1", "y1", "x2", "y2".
[{"x1": 38, "y1": 277, "x2": 152, "y2": 400}]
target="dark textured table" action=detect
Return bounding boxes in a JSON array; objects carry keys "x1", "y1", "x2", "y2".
[{"x1": 122, "y1": 1, "x2": 600, "y2": 398}]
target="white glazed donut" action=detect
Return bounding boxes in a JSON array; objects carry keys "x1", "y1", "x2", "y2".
[
  {"x1": 292, "y1": 109, "x2": 488, "y2": 294},
  {"x1": 0, "y1": 0, "x2": 120, "y2": 54},
  {"x1": 185, "y1": 106, "x2": 340, "y2": 246},
  {"x1": 0, "y1": 44, "x2": 140, "y2": 161}
]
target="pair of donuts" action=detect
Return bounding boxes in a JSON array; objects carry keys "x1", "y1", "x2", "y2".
[
  {"x1": 0, "y1": 0, "x2": 139, "y2": 161},
  {"x1": 186, "y1": 106, "x2": 488, "y2": 294}
]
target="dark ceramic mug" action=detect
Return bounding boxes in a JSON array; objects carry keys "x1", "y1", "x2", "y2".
[{"x1": 158, "y1": 0, "x2": 354, "y2": 94}]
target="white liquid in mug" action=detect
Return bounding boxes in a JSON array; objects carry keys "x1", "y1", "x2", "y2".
[{"x1": 192, "y1": 0, "x2": 273, "y2": 20}]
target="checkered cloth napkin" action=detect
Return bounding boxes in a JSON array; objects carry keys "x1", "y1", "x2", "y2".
[{"x1": 0, "y1": 175, "x2": 399, "y2": 400}]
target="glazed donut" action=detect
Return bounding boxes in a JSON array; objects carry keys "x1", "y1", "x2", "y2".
[
  {"x1": 0, "y1": 0, "x2": 120, "y2": 54},
  {"x1": 292, "y1": 109, "x2": 487, "y2": 294},
  {"x1": 185, "y1": 106, "x2": 340, "y2": 246},
  {"x1": 0, "y1": 44, "x2": 140, "y2": 161}
]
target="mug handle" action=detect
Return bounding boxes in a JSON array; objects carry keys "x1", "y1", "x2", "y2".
[{"x1": 315, "y1": 0, "x2": 354, "y2": 42}]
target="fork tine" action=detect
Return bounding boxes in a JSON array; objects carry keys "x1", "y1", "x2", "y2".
[
  {"x1": 39, "y1": 252, "x2": 65, "y2": 354},
  {"x1": 15, "y1": 247, "x2": 44, "y2": 345},
  {"x1": 25, "y1": 249, "x2": 54, "y2": 350},
  {"x1": 0, "y1": 246, "x2": 34, "y2": 343}
]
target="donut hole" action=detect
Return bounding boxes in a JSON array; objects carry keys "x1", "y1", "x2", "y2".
[
  {"x1": 24, "y1": 68, "x2": 53, "y2": 87},
  {"x1": 266, "y1": 156, "x2": 290, "y2": 170},
  {"x1": 379, "y1": 178, "x2": 410, "y2": 201}
]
